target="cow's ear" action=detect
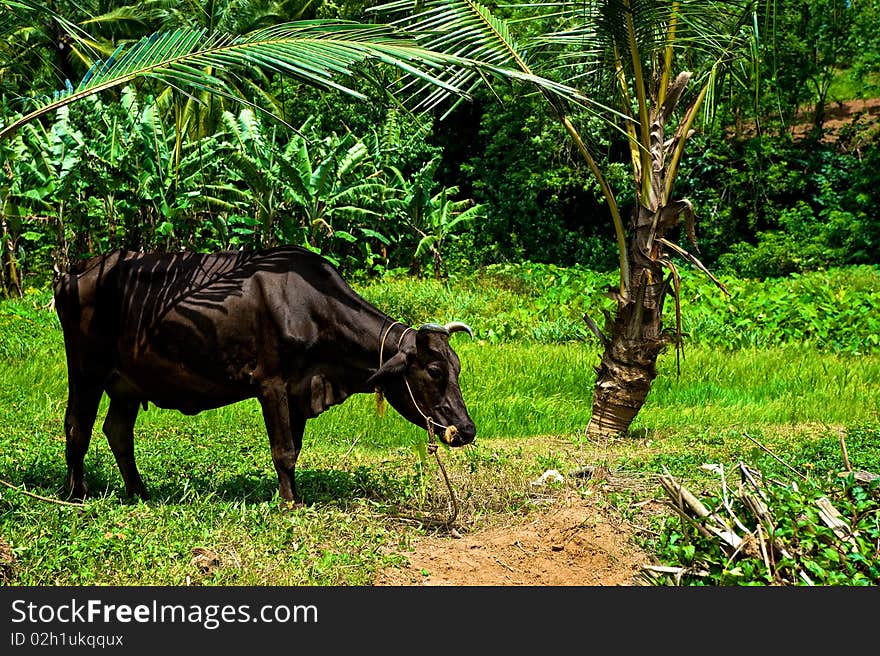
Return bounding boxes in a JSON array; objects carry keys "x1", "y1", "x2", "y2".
[{"x1": 365, "y1": 351, "x2": 407, "y2": 389}]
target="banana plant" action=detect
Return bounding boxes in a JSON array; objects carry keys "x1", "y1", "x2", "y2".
[
  {"x1": 1, "y1": 103, "x2": 86, "y2": 270},
  {"x1": 77, "y1": 86, "x2": 246, "y2": 251},
  {"x1": 112, "y1": 86, "x2": 245, "y2": 249},
  {"x1": 220, "y1": 106, "x2": 287, "y2": 246},
  {"x1": 219, "y1": 107, "x2": 396, "y2": 255},
  {"x1": 413, "y1": 187, "x2": 484, "y2": 280},
  {"x1": 278, "y1": 124, "x2": 393, "y2": 253},
  {"x1": 387, "y1": 157, "x2": 485, "y2": 278},
  {"x1": 0, "y1": 84, "x2": 246, "y2": 275}
]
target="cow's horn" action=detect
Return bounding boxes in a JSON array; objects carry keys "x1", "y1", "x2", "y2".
[
  {"x1": 417, "y1": 322, "x2": 449, "y2": 335},
  {"x1": 444, "y1": 321, "x2": 474, "y2": 339}
]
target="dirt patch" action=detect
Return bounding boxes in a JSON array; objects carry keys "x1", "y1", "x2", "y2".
[
  {"x1": 0, "y1": 537, "x2": 15, "y2": 583},
  {"x1": 824, "y1": 96, "x2": 880, "y2": 125},
  {"x1": 794, "y1": 97, "x2": 880, "y2": 144},
  {"x1": 731, "y1": 96, "x2": 880, "y2": 148},
  {"x1": 374, "y1": 491, "x2": 653, "y2": 586}
]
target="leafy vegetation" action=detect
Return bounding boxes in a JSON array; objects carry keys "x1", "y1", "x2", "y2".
[
  {"x1": 1, "y1": 270, "x2": 878, "y2": 585},
  {"x1": 652, "y1": 459, "x2": 880, "y2": 586},
  {"x1": 359, "y1": 263, "x2": 880, "y2": 355}
]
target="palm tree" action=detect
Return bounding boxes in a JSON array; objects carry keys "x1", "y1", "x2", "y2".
[{"x1": 374, "y1": 0, "x2": 757, "y2": 437}]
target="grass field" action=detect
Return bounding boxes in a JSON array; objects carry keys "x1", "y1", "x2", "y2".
[{"x1": 1, "y1": 267, "x2": 879, "y2": 585}]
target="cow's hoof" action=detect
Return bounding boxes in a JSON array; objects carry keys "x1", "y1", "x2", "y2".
[
  {"x1": 126, "y1": 487, "x2": 150, "y2": 502},
  {"x1": 67, "y1": 482, "x2": 88, "y2": 501}
]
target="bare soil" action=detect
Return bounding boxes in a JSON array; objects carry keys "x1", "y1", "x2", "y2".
[
  {"x1": 793, "y1": 96, "x2": 880, "y2": 144},
  {"x1": 738, "y1": 97, "x2": 880, "y2": 147},
  {"x1": 374, "y1": 490, "x2": 655, "y2": 587}
]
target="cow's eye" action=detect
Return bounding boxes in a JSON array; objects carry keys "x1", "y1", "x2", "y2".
[{"x1": 427, "y1": 365, "x2": 444, "y2": 379}]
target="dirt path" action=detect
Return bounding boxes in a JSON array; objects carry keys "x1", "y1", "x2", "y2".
[{"x1": 374, "y1": 491, "x2": 653, "y2": 586}]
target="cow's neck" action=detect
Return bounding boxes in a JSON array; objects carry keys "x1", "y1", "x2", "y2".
[
  {"x1": 297, "y1": 302, "x2": 413, "y2": 417},
  {"x1": 376, "y1": 318, "x2": 413, "y2": 364},
  {"x1": 319, "y1": 300, "x2": 413, "y2": 389}
]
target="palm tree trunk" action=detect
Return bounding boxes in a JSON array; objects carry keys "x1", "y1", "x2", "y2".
[
  {"x1": 588, "y1": 204, "x2": 674, "y2": 437},
  {"x1": 1, "y1": 216, "x2": 23, "y2": 298}
]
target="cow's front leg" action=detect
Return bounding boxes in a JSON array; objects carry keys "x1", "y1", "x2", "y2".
[
  {"x1": 258, "y1": 382, "x2": 304, "y2": 505},
  {"x1": 103, "y1": 396, "x2": 148, "y2": 500}
]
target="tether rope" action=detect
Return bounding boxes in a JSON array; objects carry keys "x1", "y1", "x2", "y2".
[{"x1": 377, "y1": 320, "x2": 460, "y2": 529}]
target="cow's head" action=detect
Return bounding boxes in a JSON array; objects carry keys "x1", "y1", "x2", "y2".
[{"x1": 367, "y1": 322, "x2": 476, "y2": 446}]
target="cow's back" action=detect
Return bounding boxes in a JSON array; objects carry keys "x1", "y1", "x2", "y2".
[
  {"x1": 53, "y1": 246, "x2": 361, "y2": 412},
  {"x1": 54, "y1": 247, "x2": 278, "y2": 339}
]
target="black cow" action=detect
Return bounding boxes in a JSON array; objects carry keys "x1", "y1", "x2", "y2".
[{"x1": 53, "y1": 246, "x2": 476, "y2": 503}]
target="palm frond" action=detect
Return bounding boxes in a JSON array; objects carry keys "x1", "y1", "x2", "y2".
[
  {"x1": 0, "y1": 19, "x2": 475, "y2": 142},
  {"x1": 371, "y1": 0, "x2": 596, "y2": 115},
  {"x1": 536, "y1": 1, "x2": 757, "y2": 88}
]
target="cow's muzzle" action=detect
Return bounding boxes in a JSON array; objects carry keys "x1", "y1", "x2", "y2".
[{"x1": 439, "y1": 423, "x2": 476, "y2": 447}]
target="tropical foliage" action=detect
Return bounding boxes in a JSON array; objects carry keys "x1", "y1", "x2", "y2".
[
  {"x1": 3, "y1": 0, "x2": 878, "y2": 283},
  {"x1": 0, "y1": 0, "x2": 878, "y2": 434}
]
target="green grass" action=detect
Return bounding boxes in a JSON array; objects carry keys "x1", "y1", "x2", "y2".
[
  {"x1": 359, "y1": 264, "x2": 880, "y2": 354},
  {"x1": 827, "y1": 69, "x2": 880, "y2": 102},
  {"x1": 640, "y1": 346, "x2": 880, "y2": 428},
  {"x1": 1, "y1": 269, "x2": 879, "y2": 585}
]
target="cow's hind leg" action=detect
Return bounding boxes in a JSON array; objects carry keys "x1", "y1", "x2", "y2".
[
  {"x1": 103, "y1": 397, "x2": 148, "y2": 500},
  {"x1": 287, "y1": 400, "x2": 305, "y2": 502},
  {"x1": 64, "y1": 381, "x2": 103, "y2": 500},
  {"x1": 258, "y1": 383, "x2": 304, "y2": 505}
]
